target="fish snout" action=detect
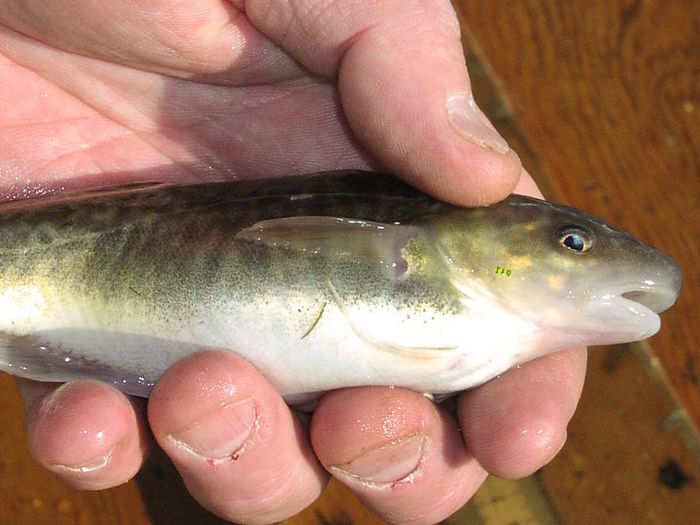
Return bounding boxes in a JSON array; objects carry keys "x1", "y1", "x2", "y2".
[{"x1": 613, "y1": 252, "x2": 682, "y2": 315}]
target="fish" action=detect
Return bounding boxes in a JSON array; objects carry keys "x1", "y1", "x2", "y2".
[{"x1": 0, "y1": 171, "x2": 682, "y2": 405}]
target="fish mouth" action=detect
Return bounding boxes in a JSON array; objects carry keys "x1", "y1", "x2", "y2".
[
  {"x1": 575, "y1": 267, "x2": 682, "y2": 345},
  {"x1": 590, "y1": 273, "x2": 682, "y2": 341},
  {"x1": 612, "y1": 252, "x2": 682, "y2": 314},
  {"x1": 620, "y1": 287, "x2": 679, "y2": 315}
]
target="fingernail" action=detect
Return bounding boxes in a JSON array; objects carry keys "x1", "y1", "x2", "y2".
[
  {"x1": 167, "y1": 398, "x2": 258, "y2": 464},
  {"x1": 329, "y1": 434, "x2": 428, "y2": 488},
  {"x1": 447, "y1": 92, "x2": 510, "y2": 153}
]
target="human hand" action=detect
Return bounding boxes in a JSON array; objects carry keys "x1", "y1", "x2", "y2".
[{"x1": 1, "y1": 1, "x2": 586, "y2": 523}]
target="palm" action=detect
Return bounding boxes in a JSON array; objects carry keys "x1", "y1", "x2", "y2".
[{"x1": 0, "y1": 1, "x2": 370, "y2": 201}]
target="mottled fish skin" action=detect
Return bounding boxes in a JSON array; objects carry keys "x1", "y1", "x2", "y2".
[{"x1": 0, "y1": 171, "x2": 682, "y2": 403}]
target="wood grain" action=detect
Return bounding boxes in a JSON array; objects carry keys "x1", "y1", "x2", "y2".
[
  {"x1": 538, "y1": 342, "x2": 700, "y2": 524},
  {"x1": 456, "y1": 0, "x2": 700, "y2": 427}
]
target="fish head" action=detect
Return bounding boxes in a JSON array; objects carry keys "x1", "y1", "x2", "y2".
[{"x1": 428, "y1": 195, "x2": 682, "y2": 348}]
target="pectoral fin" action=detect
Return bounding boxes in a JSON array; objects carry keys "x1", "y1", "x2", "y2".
[{"x1": 236, "y1": 216, "x2": 417, "y2": 272}]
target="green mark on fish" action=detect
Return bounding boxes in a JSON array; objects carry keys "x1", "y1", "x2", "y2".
[
  {"x1": 495, "y1": 266, "x2": 512, "y2": 277},
  {"x1": 301, "y1": 302, "x2": 327, "y2": 339}
]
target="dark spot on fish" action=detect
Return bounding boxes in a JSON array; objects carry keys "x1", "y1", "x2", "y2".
[
  {"x1": 658, "y1": 459, "x2": 692, "y2": 490},
  {"x1": 129, "y1": 286, "x2": 144, "y2": 298}
]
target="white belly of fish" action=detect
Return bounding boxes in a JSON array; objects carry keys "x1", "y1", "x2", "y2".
[{"x1": 0, "y1": 283, "x2": 541, "y2": 404}]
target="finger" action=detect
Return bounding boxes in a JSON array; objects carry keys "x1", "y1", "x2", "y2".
[
  {"x1": 243, "y1": 0, "x2": 522, "y2": 205},
  {"x1": 0, "y1": 0, "x2": 302, "y2": 84},
  {"x1": 24, "y1": 379, "x2": 151, "y2": 490},
  {"x1": 311, "y1": 387, "x2": 487, "y2": 525},
  {"x1": 148, "y1": 351, "x2": 327, "y2": 524},
  {"x1": 458, "y1": 347, "x2": 588, "y2": 479}
]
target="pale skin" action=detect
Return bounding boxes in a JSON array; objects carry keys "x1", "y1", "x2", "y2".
[{"x1": 0, "y1": 1, "x2": 587, "y2": 523}]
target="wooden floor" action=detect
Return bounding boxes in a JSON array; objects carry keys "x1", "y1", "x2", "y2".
[{"x1": 1, "y1": 1, "x2": 698, "y2": 524}]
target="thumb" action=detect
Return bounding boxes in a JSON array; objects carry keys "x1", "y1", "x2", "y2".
[{"x1": 241, "y1": 0, "x2": 521, "y2": 205}]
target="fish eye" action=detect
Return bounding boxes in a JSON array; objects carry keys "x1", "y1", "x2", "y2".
[{"x1": 558, "y1": 226, "x2": 593, "y2": 253}]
